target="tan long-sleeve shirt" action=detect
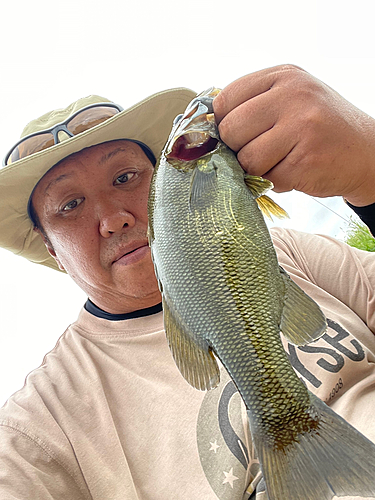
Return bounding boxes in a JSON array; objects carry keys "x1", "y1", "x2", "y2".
[{"x1": 1, "y1": 228, "x2": 375, "y2": 500}]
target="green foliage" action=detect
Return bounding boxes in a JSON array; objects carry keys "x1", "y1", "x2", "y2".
[{"x1": 344, "y1": 217, "x2": 375, "y2": 252}]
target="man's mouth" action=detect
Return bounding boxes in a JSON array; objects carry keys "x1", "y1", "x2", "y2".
[{"x1": 112, "y1": 244, "x2": 150, "y2": 266}]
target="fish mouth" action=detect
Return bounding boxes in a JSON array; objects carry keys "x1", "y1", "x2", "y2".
[
  {"x1": 168, "y1": 133, "x2": 219, "y2": 161},
  {"x1": 165, "y1": 88, "x2": 221, "y2": 162}
]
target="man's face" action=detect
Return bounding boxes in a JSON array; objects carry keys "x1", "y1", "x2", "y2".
[{"x1": 32, "y1": 140, "x2": 161, "y2": 314}]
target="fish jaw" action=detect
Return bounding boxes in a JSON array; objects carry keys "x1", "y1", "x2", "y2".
[{"x1": 162, "y1": 88, "x2": 221, "y2": 169}]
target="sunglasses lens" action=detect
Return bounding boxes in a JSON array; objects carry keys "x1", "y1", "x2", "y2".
[
  {"x1": 67, "y1": 106, "x2": 119, "y2": 135},
  {"x1": 6, "y1": 133, "x2": 55, "y2": 165},
  {"x1": 3, "y1": 104, "x2": 121, "y2": 166}
]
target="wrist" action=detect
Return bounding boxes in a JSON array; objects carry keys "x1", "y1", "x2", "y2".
[
  {"x1": 344, "y1": 190, "x2": 375, "y2": 208},
  {"x1": 343, "y1": 168, "x2": 375, "y2": 207},
  {"x1": 343, "y1": 114, "x2": 375, "y2": 207}
]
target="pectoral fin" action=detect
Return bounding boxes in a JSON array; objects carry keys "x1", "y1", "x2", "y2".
[
  {"x1": 279, "y1": 266, "x2": 327, "y2": 345},
  {"x1": 162, "y1": 296, "x2": 220, "y2": 390},
  {"x1": 244, "y1": 175, "x2": 289, "y2": 220},
  {"x1": 189, "y1": 163, "x2": 217, "y2": 210}
]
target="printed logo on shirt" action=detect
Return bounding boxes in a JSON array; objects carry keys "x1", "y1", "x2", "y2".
[
  {"x1": 281, "y1": 318, "x2": 366, "y2": 401},
  {"x1": 197, "y1": 367, "x2": 259, "y2": 499}
]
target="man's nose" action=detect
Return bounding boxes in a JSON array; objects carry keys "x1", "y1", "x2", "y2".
[{"x1": 98, "y1": 204, "x2": 136, "y2": 238}]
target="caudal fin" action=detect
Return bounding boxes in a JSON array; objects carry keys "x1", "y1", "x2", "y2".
[{"x1": 250, "y1": 394, "x2": 375, "y2": 500}]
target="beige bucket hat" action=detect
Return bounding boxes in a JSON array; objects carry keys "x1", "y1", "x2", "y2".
[{"x1": 0, "y1": 88, "x2": 196, "y2": 272}]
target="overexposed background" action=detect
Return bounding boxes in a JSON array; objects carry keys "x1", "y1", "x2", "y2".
[{"x1": 0, "y1": 0, "x2": 373, "y2": 405}]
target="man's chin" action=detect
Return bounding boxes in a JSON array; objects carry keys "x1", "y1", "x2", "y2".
[
  {"x1": 113, "y1": 268, "x2": 161, "y2": 303},
  {"x1": 105, "y1": 286, "x2": 162, "y2": 314}
]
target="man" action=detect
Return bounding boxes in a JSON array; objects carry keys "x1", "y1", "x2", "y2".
[{"x1": 0, "y1": 65, "x2": 374, "y2": 499}]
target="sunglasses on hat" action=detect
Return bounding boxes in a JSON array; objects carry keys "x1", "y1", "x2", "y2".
[{"x1": 2, "y1": 102, "x2": 124, "y2": 167}]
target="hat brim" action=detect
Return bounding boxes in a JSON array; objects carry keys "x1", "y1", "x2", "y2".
[{"x1": 0, "y1": 87, "x2": 196, "y2": 272}]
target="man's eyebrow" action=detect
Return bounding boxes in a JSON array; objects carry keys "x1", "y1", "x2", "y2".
[
  {"x1": 99, "y1": 147, "x2": 128, "y2": 165},
  {"x1": 44, "y1": 173, "x2": 74, "y2": 193}
]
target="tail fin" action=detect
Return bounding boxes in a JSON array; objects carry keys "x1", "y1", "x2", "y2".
[{"x1": 250, "y1": 394, "x2": 375, "y2": 500}]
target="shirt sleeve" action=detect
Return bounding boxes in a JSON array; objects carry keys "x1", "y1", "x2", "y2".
[
  {"x1": 0, "y1": 425, "x2": 89, "y2": 500},
  {"x1": 270, "y1": 227, "x2": 375, "y2": 334}
]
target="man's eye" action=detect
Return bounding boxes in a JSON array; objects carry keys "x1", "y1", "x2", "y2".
[
  {"x1": 62, "y1": 198, "x2": 84, "y2": 211},
  {"x1": 114, "y1": 172, "x2": 135, "y2": 185}
]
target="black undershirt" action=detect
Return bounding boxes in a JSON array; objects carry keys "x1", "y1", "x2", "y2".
[
  {"x1": 346, "y1": 201, "x2": 375, "y2": 236},
  {"x1": 84, "y1": 298, "x2": 162, "y2": 321}
]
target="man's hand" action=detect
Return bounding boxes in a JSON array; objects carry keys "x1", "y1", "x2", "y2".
[{"x1": 213, "y1": 64, "x2": 375, "y2": 207}]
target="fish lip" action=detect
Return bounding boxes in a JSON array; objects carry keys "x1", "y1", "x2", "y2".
[
  {"x1": 111, "y1": 241, "x2": 149, "y2": 265},
  {"x1": 164, "y1": 88, "x2": 221, "y2": 162},
  {"x1": 166, "y1": 114, "x2": 219, "y2": 159}
]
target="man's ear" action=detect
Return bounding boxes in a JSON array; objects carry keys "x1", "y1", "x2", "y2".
[{"x1": 33, "y1": 227, "x2": 65, "y2": 272}]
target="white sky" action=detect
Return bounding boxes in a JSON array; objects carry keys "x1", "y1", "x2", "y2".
[{"x1": 0, "y1": 0, "x2": 374, "y2": 405}]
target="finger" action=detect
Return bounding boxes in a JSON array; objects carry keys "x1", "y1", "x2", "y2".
[
  {"x1": 217, "y1": 88, "x2": 280, "y2": 152},
  {"x1": 237, "y1": 123, "x2": 298, "y2": 182},
  {"x1": 213, "y1": 64, "x2": 306, "y2": 124},
  {"x1": 213, "y1": 68, "x2": 277, "y2": 125},
  {"x1": 262, "y1": 154, "x2": 300, "y2": 193},
  {"x1": 265, "y1": 149, "x2": 335, "y2": 197}
]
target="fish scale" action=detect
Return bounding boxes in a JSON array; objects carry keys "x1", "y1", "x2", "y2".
[{"x1": 148, "y1": 88, "x2": 375, "y2": 500}]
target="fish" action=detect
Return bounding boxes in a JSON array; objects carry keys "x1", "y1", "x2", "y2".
[{"x1": 147, "y1": 88, "x2": 375, "y2": 500}]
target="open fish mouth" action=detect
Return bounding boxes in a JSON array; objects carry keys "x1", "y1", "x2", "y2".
[
  {"x1": 167, "y1": 129, "x2": 219, "y2": 161},
  {"x1": 165, "y1": 87, "x2": 221, "y2": 163}
]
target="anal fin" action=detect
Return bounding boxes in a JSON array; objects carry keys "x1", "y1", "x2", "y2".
[{"x1": 162, "y1": 296, "x2": 220, "y2": 391}]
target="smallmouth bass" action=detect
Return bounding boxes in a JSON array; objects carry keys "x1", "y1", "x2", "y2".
[{"x1": 147, "y1": 88, "x2": 375, "y2": 500}]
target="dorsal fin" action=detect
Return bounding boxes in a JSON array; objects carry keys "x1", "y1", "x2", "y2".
[
  {"x1": 244, "y1": 175, "x2": 289, "y2": 220},
  {"x1": 279, "y1": 266, "x2": 327, "y2": 345},
  {"x1": 244, "y1": 174, "x2": 273, "y2": 197},
  {"x1": 256, "y1": 194, "x2": 289, "y2": 220}
]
